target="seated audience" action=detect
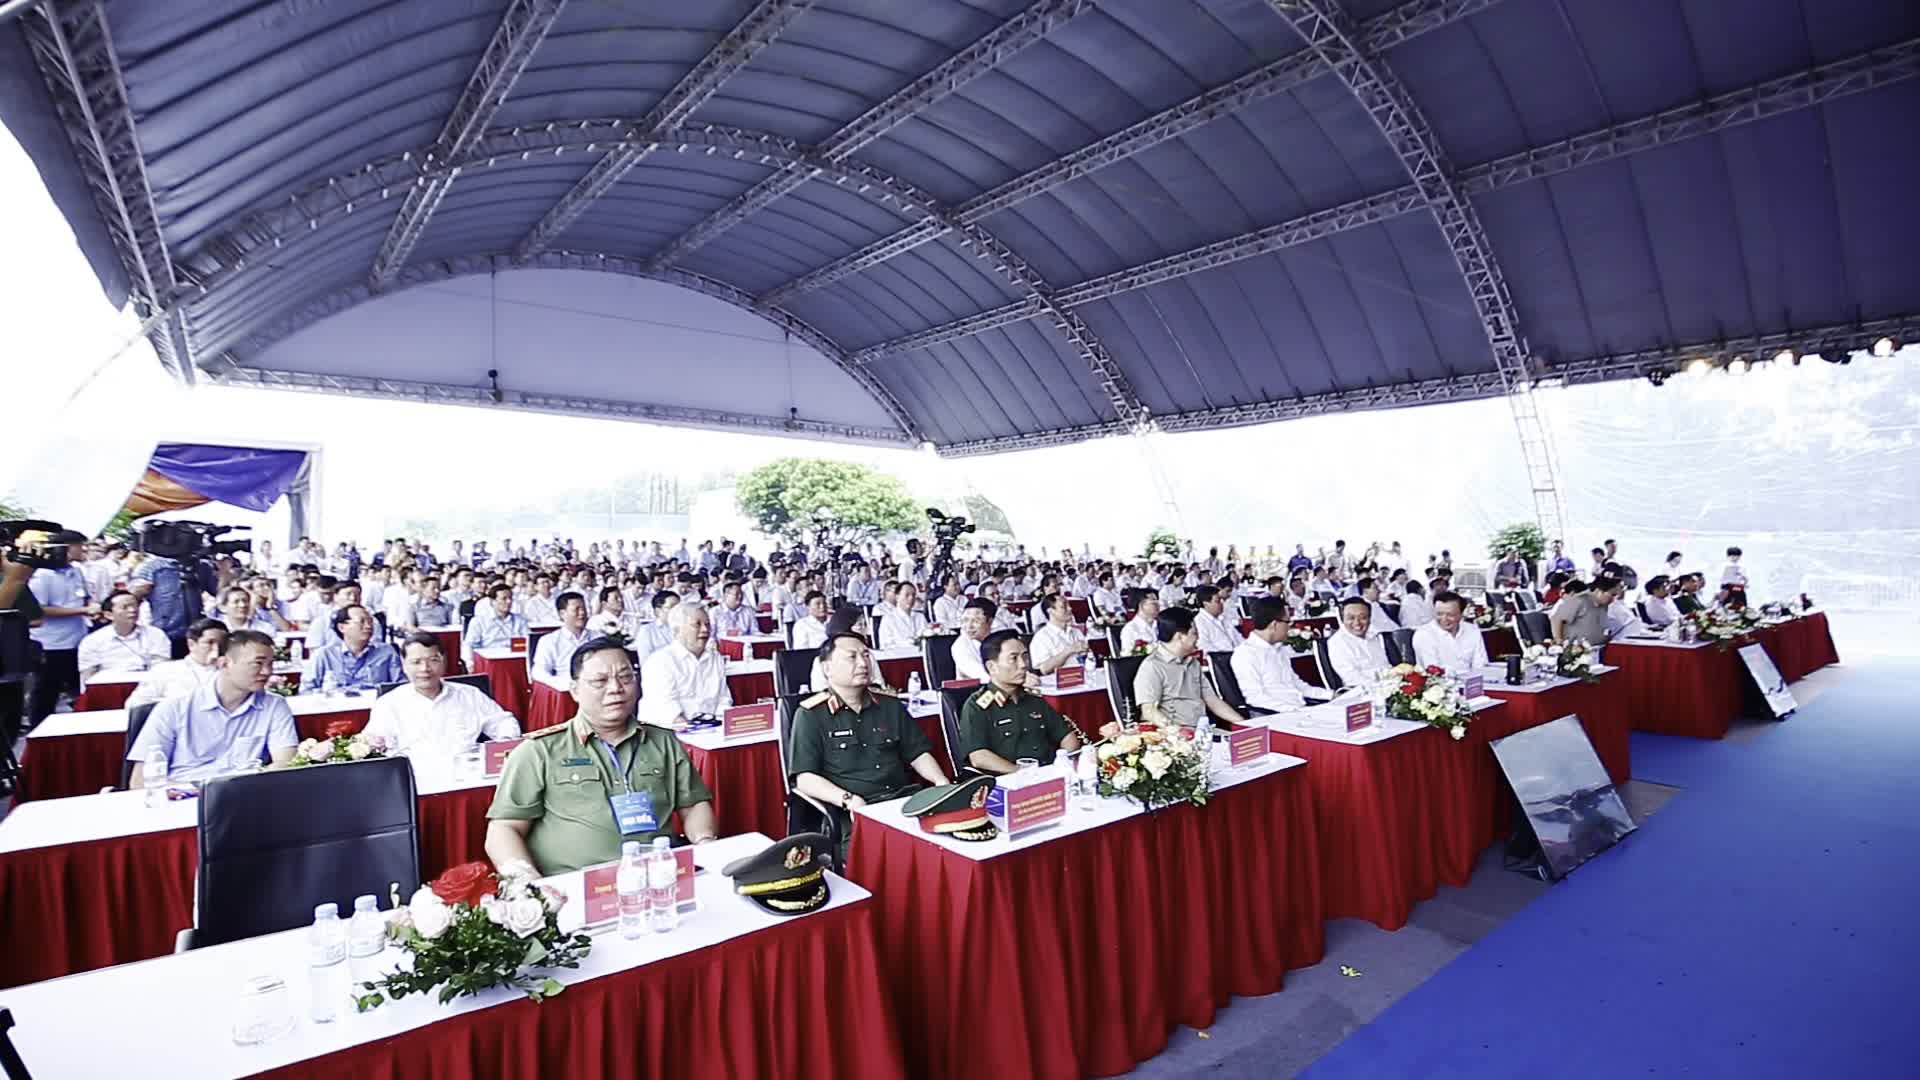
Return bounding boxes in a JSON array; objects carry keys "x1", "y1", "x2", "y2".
[
  {"x1": 77, "y1": 590, "x2": 171, "y2": 687},
  {"x1": 365, "y1": 632, "x2": 519, "y2": 753},
  {"x1": 127, "y1": 630, "x2": 298, "y2": 786},
  {"x1": 1412, "y1": 590, "x2": 1489, "y2": 676}
]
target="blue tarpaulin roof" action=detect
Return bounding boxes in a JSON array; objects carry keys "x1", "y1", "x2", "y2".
[{"x1": 7, "y1": 0, "x2": 1917, "y2": 453}]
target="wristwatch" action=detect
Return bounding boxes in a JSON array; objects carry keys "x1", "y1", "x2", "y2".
[{"x1": 839, "y1": 791, "x2": 852, "y2": 809}]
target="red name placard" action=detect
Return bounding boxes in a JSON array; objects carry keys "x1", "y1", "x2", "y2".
[
  {"x1": 942, "y1": 678, "x2": 980, "y2": 691},
  {"x1": 674, "y1": 846, "x2": 696, "y2": 905},
  {"x1": 1345, "y1": 700, "x2": 1374, "y2": 733},
  {"x1": 509, "y1": 636, "x2": 527, "y2": 652},
  {"x1": 1054, "y1": 665, "x2": 1085, "y2": 689},
  {"x1": 994, "y1": 775, "x2": 1067, "y2": 837},
  {"x1": 483, "y1": 738, "x2": 524, "y2": 777},
  {"x1": 582, "y1": 863, "x2": 620, "y2": 925},
  {"x1": 723, "y1": 702, "x2": 775, "y2": 739},
  {"x1": 1227, "y1": 725, "x2": 1269, "y2": 766}
]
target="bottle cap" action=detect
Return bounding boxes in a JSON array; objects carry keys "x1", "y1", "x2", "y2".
[
  {"x1": 353, "y1": 894, "x2": 377, "y2": 912},
  {"x1": 314, "y1": 902, "x2": 338, "y2": 920},
  {"x1": 622, "y1": 840, "x2": 642, "y2": 857},
  {"x1": 651, "y1": 836, "x2": 672, "y2": 850}
]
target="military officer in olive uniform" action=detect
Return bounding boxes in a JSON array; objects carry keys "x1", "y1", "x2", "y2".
[
  {"x1": 790, "y1": 630, "x2": 950, "y2": 864},
  {"x1": 958, "y1": 629, "x2": 1083, "y2": 774},
  {"x1": 486, "y1": 640, "x2": 719, "y2": 875}
]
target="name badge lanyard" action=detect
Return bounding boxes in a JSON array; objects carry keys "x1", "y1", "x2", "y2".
[{"x1": 595, "y1": 737, "x2": 632, "y2": 796}]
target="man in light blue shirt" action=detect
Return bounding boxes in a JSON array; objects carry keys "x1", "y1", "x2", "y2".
[
  {"x1": 531, "y1": 591, "x2": 600, "y2": 690},
  {"x1": 127, "y1": 629, "x2": 299, "y2": 786},
  {"x1": 305, "y1": 604, "x2": 404, "y2": 691},
  {"x1": 27, "y1": 530, "x2": 97, "y2": 724},
  {"x1": 463, "y1": 583, "x2": 529, "y2": 667},
  {"x1": 845, "y1": 562, "x2": 882, "y2": 607}
]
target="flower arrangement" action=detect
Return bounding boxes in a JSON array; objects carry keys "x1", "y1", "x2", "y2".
[
  {"x1": 290, "y1": 720, "x2": 390, "y2": 766},
  {"x1": 266, "y1": 675, "x2": 296, "y2": 698},
  {"x1": 1130, "y1": 639, "x2": 1152, "y2": 657},
  {"x1": 1378, "y1": 664, "x2": 1473, "y2": 741},
  {"x1": 356, "y1": 862, "x2": 591, "y2": 1011},
  {"x1": 273, "y1": 643, "x2": 291, "y2": 663},
  {"x1": 1758, "y1": 601, "x2": 1794, "y2": 620},
  {"x1": 1283, "y1": 623, "x2": 1320, "y2": 654},
  {"x1": 1686, "y1": 607, "x2": 1759, "y2": 648},
  {"x1": 1466, "y1": 603, "x2": 1502, "y2": 630},
  {"x1": 1303, "y1": 598, "x2": 1331, "y2": 618},
  {"x1": 1096, "y1": 728, "x2": 1210, "y2": 810},
  {"x1": 586, "y1": 613, "x2": 631, "y2": 649},
  {"x1": 1524, "y1": 641, "x2": 1600, "y2": 682}
]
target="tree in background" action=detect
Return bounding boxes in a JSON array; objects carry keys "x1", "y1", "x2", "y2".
[
  {"x1": 1486, "y1": 521, "x2": 1546, "y2": 566},
  {"x1": 961, "y1": 494, "x2": 1013, "y2": 536},
  {"x1": 1144, "y1": 527, "x2": 1182, "y2": 562},
  {"x1": 736, "y1": 458, "x2": 920, "y2": 546}
]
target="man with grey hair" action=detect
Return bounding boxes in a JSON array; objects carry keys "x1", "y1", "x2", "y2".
[{"x1": 638, "y1": 601, "x2": 730, "y2": 730}]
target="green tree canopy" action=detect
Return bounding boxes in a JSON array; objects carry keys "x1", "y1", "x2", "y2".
[
  {"x1": 1487, "y1": 521, "x2": 1546, "y2": 563},
  {"x1": 961, "y1": 494, "x2": 1013, "y2": 536},
  {"x1": 735, "y1": 458, "x2": 920, "y2": 546}
]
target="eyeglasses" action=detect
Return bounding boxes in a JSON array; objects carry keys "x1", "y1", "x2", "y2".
[{"x1": 581, "y1": 673, "x2": 638, "y2": 691}]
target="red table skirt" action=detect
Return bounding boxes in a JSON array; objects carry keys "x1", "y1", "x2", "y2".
[
  {"x1": 257, "y1": 899, "x2": 905, "y2": 1080},
  {"x1": 1761, "y1": 613, "x2": 1839, "y2": 682},
  {"x1": 1606, "y1": 643, "x2": 1744, "y2": 739},
  {"x1": 528, "y1": 682, "x2": 576, "y2": 732},
  {"x1": 0, "y1": 786, "x2": 499, "y2": 990},
  {"x1": 728, "y1": 670, "x2": 775, "y2": 704},
  {"x1": 17, "y1": 732, "x2": 124, "y2": 802},
  {"x1": 296, "y1": 707, "x2": 371, "y2": 741},
  {"x1": 717, "y1": 637, "x2": 785, "y2": 661},
  {"x1": 430, "y1": 629, "x2": 465, "y2": 674},
  {"x1": 1041, "y1": 690, "x2": 1113, "y2": 742},
  {"x1": 72, "y1": 682, "x2": 135, "y2": 712},
  {"x1": 685, "y1": 741, "x2": 787, "y2": 842},
  {"x1": 1485, "y1": 626, "x2": 1520, "y2": 658},
  {"x1": 1484, "y1": 678, "x2": 1633, "y2": 786},
  {"x1": 1268, "y1": 717, "x2": 1534, "y2": 931},
  {"x1": 472, "y1": 654, "x2": 530, "y2": 722},
  {"x1": 848, "y1": 767, "x2": 1323, "y2": 1080},
  {"x1": 877, "y1": 655, "x2": 922, "y2": 692}
]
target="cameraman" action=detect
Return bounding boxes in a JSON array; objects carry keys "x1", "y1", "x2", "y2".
[
  {"x1": 2, "y1": 548, "x2": 44, "y2": 759},
  {"x1": 26, "y1": 530, "x2": 97, "y2": 725},
  {"x1": 129, "y1": 534, "x2": 219, "y2": 660}
]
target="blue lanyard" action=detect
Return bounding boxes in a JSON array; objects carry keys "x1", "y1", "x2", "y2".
[{"x1": 596, "y1": 736, "x2": 632, "y2": 795}]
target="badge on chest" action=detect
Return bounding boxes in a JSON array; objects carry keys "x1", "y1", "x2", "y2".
[{"x1": 609, "y1": 791, "x2": 658, "y2": 836}]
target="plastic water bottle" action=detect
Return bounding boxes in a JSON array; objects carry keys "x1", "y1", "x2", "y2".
[
  {"x1": 616, "y1": 841, "x2": 647, "y2": 940},
  {"x1": 347, "y1": 895, "x2": 385, "y2": 988},
  {"x1": 143, "y1": 750, "x2": 169, "y2": 808},
  {"x1": 307, "y1": 903, "x2": 348, "y2": 1023},
  {"x1": 907, "y1": 670, "x2": 922, "y2": 700},
  {"x1": 1053, "y1": 748, "x2": 1074, "y2": 781},
  {"x1": 647, "y1": 836, "x2": 679, "y2": 934}
]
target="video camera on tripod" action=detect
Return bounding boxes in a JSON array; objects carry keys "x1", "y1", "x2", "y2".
[
  {"x1": 925, "y1": 507, "x2": 975, "y2": 586},
  {"x1": 0, "y1": 519, "x2": 77, "y2": 570},
  {"x1": 134, "y1": 520, "x2": 253, "y2": 561}
]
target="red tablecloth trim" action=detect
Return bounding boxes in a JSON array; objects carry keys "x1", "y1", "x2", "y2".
[
  {"x1": 17, "y1": 732, "x2": 124, "y2": 802},
  {"x1": 847, "y1": 767, "x2": 1322, "y2": 1080},
  {"x1": 718, "y1": 637, "x2": 786, "y2": 661},
  {"x1": 257, "y1": 900, "x2": 907, "y2": 1080},
  {"x1": 472, "y1": 654, "x2": 530, "y2": 723},
  {"x1": 877, "y1": 655, "x2": 922, "y2": 692},
  {"x1": 0, "y1": 786, "x2": 500, "y2": 989},
  {"x1": 1040, "y1": 690, "x2": 1113, "y2": 742},
  {"x1": 432, "y1": 629, "x2": 465, "y2": 675},
  {"x1": 685, "y1": 740, "x2": 788, "y2": 842},
  {"x1": 296, "y1": 707, "x2": 371, "y2": 741},
  {"x1": 728, "y1": 670, "x2": 775, "y2": 704},
  {"x1": 527, "y1": 682, "x2": 576, "y2": 732},
  {"x1": 1484, "y1": 627, "x2": 1520, "y2": 659},
  {"x1": 72, "y1": 682, "x2": 134, "y2": 712},
  {"x1": 1761, "y1": 613, "x2": 1839, "y2": 682},
  {"x1": 1606, "y1": 642, "x2": 1743, "y2": 739}
]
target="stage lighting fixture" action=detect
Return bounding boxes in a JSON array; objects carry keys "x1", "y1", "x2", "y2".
[
  {"x1": 1872, "y1": 337, "x2": 1897, "y2": 358},
  {"x1": 1727, "y1": 359, "x2": 1748, "y2": 376},
  {"x1": 1774, "y1": 348, "x2": 1796, "y2": 365},
  {"x1": 1687, "y1": 358, "x2": 1712, "y2": 377},
  {"x1": 919, "y1": 440, "x2": 938, "y2": 455}
]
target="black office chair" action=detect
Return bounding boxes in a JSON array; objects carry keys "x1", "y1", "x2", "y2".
[
  {"x1": 1381, "y1": 601, "x2": 1402, "y2": 625},
  {"x1": 774, "y1": 647, "x2": 816, "y2": 698},
  {"x1": 922, "y1": 633, "x2": 959, "y2": 687},
  {"x1": 1515, "y1": 610, "x2": 1551, "y2": 646},
  {"x1": 1104, "y1": 624, "x2": 1122, "y2": 656},
  {"x1": 938, "y1": 685, "x2": 983, "y2": 777},
  {"x1": 525, "y1": 625, "x2": 556, "y2": 674},
  {"x1": 1206, "y1": 650, "x2": 1269, "y2": 717},
  {"x1": 1104, "y1": 654, "x2": 1147, "y2": 727},
  {"x1": 448, "y1": 672, "x2": 492, "y2": 698},
  {"x1": 1383, "y1": 627, "x2": 1417, "y2": 667},
  {"x1": 1635, "y1": 600, "x2": 1652, "y2": 624},
  {"x1": 775, "y1": 690, "x2": 843, "y2": 850},
  {"x1": 1486, "y1": 591, "x2": 1511, "y2": 619},
  {"x1": 1513, "y1": 590, "x2": 1539, "y2": 611},
  {"x1": 182, "y1": 755, "x2": 419, "y2": 950},
  {"x1": 119, "y1": 701, "x2": 160, "y2": 789},
  {"x1": 1312, "y1": 635, "x2": 1345, "y2": 693},
  {"x1": 0, "y1": 1007, "x2": 28, "y2": 1080}
]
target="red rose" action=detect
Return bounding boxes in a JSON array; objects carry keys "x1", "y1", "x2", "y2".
[
  {"x1": 431, "y1": 861, "x2": 498, "y2": 908},
  {"x1": 324, "y1": 720, "x2": 359, "y2": 739},
  {"x1": 1424, "y1": 665, "x2": 1445, "y2": 677},
  {"x1": 1404, "y1": 673, "x2": 1427, "y2": 694}
]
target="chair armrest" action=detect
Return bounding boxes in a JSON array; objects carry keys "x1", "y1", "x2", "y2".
[
  {"x1": 793, "y1": 790, "x2": 844, "y2": 852},
  {"x1": 174, "y1": 928, "x2": 197, "y2": 954}
]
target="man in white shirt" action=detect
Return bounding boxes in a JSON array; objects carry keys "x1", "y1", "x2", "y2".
[
  {"x1": 1412, "y1": 591, "x2": 1489, "y2": 676},
  {"x1": 127, "y1": 619, "x2": 229, "y2": 709},
  {"x1": 1640, "y1": 576, "x2": 1681, "y2": 628},
  {"x1": 1119, "y1": 594, "x2": 1162, "y2": 654},
  {"x1": 463, "y1": 584, "x2": 530, "y2": 667},
  {"x1": 1720, "y1": 546, "x2": 1748, "y2": 588},
  {"x1": 877, "y1": 581, "x2": 929, "y2": 650},
  {"x1": 1397, "y1": 580, "x2": 1434, "y2": 628},
  {"x1": 1231, "y1": 599, "x2": 1333, "y2": 713},
  {"x1": 365, "y1": 632, "x2": 520, "y2": 754},
  {"x1": 521, "y1": 574, "x2": 559, "y2": 625},
  {"x1": 931, "y1": 577, "x2": 968, "y2": 630},
  {"x1": 790, "y1": 591, "x2": 832, "y2": 651},
  {"x1": 1191, "y1": 586, "x2": 1243, "y2": 654},
  {"x1": 1360, "y1": 577, "x2": 1400, "y2": 633},
  {"x1": 1326, "y1": 598, "x2": 1389, "y2": 690},
  {"x1": 639, "y1": 604, "x2": 731, "y2": 729},
  {"x1": 710, "y1": 581, "x2": 758, "y2": 637},
  {"x1": 1028, "y1": 592, "x2": 1090, "y2": 675},
  {"x1": 951, "y1": 598, "x2": 995, "y2": 682},
  {"x1": 77, "y1": 591, "x2": 173, "y2": 688},
  {"x1": 531, "y1": 592, "x2": 599, "y2": 691}
]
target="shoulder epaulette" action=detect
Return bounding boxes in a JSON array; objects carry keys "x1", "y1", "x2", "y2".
[
  {"x1": 971, "y1": 687, "x2": 1002, "y2": 708},
  {"x1": 800, "y1": 690, "x2": 832, "y2": 709},
  {"x1": 526, "y1": 725, "x2": 568, "y2": 739},
  {"x1": 870, "y1": 686, "x2": 899, "y2": 698}
]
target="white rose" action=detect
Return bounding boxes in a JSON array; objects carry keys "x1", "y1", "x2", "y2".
[
  {"x1": 481, "y1": 896, "x2": 506, "y2": 925},
  {"x1": 1116, "y1": 734, "x2": 1143, "y2": 754},
  {"x1": 1111, "y1": 766, "x2": 1139, "y2": 791},
  {"x1": 1450, "y1": 724, "x2": 1466, "y2": 741},
  {"x1": 1422, "y1": 686, "x2": 1447, "y2": 704},
  {"x1": 1097, "y1": 743, "x2": 1119, "y2": 761},
  {"x1": 1140, "y1": 749, "x2": 1172, "y2": 779},
  {"x1": 408, "y1": 890, "x2": 453, "y2": 940},
  {"x1": 346, "y1": 739, "x2": 372, "y2": 760},
  {"x1": 504, "y1": 896, "x2": 547, "y2": 938},
  {"x1": 296, "y1": 738, "x2": 319, "y2": 760}
]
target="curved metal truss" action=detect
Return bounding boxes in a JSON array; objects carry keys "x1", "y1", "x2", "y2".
[{"x1": 221, "y1": 250, "x2": 924, "y2": 443}]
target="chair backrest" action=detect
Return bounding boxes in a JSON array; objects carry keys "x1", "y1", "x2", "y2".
[
  {"x1": 448, "y1": 672, "x2": 492, "y2": 698},
  {"x1": 0, "y1": 1007, "x2": 28, "y2": 1080},
  {"x1": 120, "y1": 701, "x2": 159, "y2": 789},
  {"x1": 773, "y1": 690, "x2": 826, "y2": 836},
  {"x1": 1486, "y1": 591, "x2": 1511, "y2": 618},
  {"x1": 193, "y1": 755, "x2": 419, "y2": 949},
  {"x1": 1515, "y1": 610, "x2": 1551, "y2": 646},
  {"x1": 1313, "y1": 635, "x2": 1345, "y2": 692},
  {"x1": 1104, "y1": 624, "x2": 1122, "y2": 656},
  {"x1": 1635, "y1": 600, "x2": 1651, "y2": 624},
  {"x1": 526, "y1": 625, "x2": 556, "y2": 672},
  {"x1": 1105, "y1": 654, "x2": 1147, "y2": 727},
  {"x1": 922, "y1": 633, "x2": 958, "y2": 687},
  {"x1": 1383, "y1": 627, "x2": 1417, "y2": 667},
  {"x1": 1206, "y1": 650, "x2": 1247, "y2": 712},
  {"x1": 1381, "y1": 601, "x2": 1402, "y2": 625},
  {"x1": 939, "y1": 686, "x2": 976, "y2": 776},
  {"x1": 1514, "y1": 590, "x2": 1538, "y2": 611},
  {"x1": 774, "y1": 647, "x2": 816, "y2": 698}
]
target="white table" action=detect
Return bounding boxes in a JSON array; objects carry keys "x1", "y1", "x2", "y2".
[
  {"x1": 2, "y1": 832, "x2": 875, "y2": 1080},
  {"x1": 1256, "y1": 693, "x2": 1505, "y2": 747}
]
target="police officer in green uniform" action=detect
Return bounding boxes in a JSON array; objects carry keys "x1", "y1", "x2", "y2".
[
  {"x1": 958, "y1": 629, "x2": 1083, "y2": 774},
  {"x1": 790, "y1": 630, "x2": 950, "y2": 864},
  {"x1": 486, "y1": 640, "x2": 718, "y2": 875}
]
